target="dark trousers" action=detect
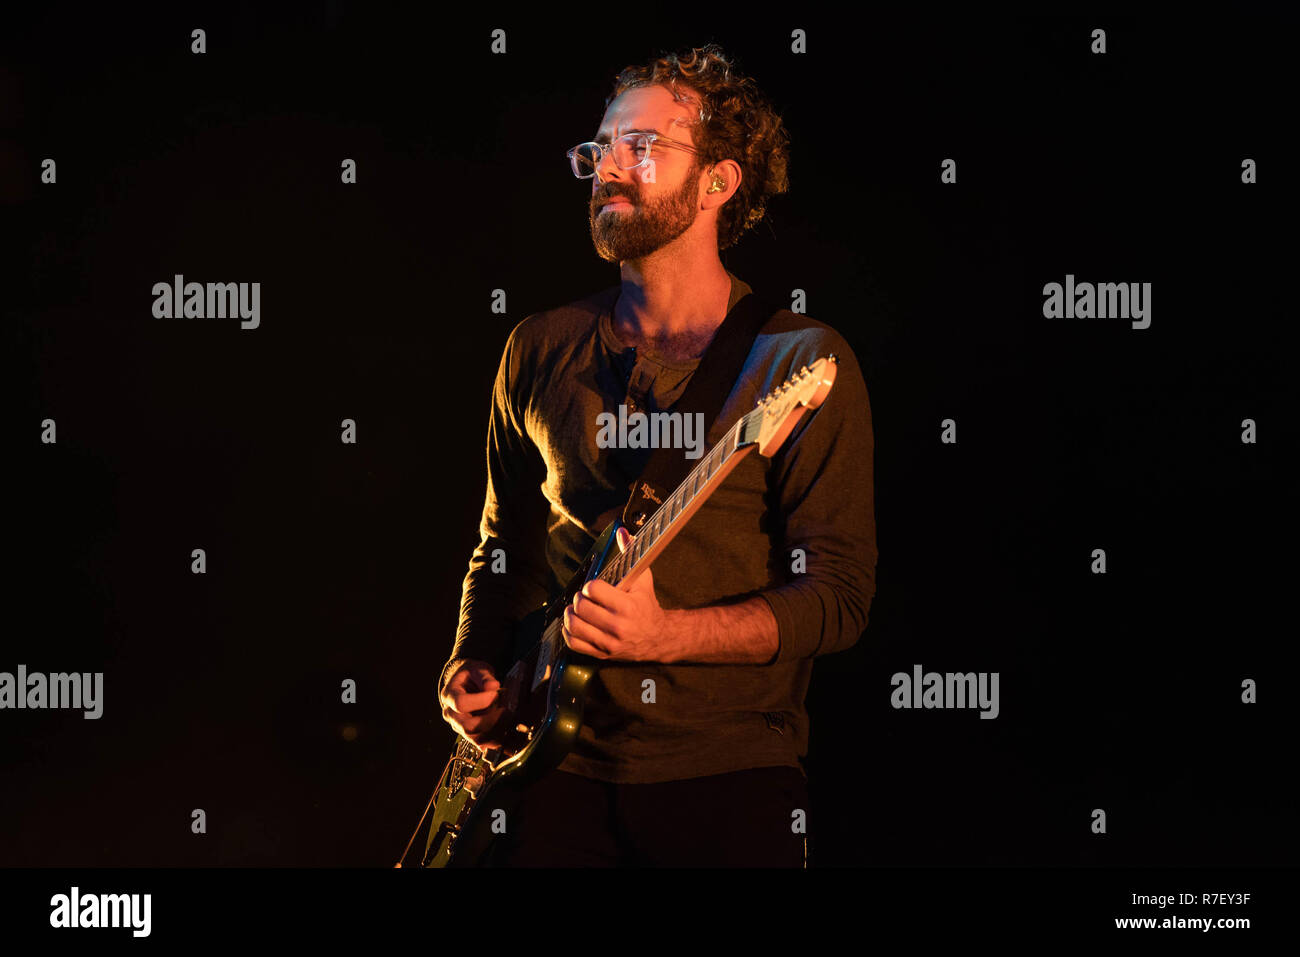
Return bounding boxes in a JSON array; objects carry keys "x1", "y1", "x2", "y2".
[{"x1": 478, "y1": 765, "x2": 809, "y2": 867}]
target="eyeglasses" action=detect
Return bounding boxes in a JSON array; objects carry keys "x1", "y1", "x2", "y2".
[{"x1": 567, "y1": 132, "x2": 699, "y2": 179}]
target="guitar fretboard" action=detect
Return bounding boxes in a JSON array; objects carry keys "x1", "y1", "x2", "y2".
[
  {"x1": 597, "y1": 405, "x2": 760, "y2": 589},
  {"x1": 526, "y1": 405, "x2": 763, "y2": 694}
]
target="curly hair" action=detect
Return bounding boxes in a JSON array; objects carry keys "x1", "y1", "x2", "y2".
[{"x1": 605, "y1": 43, "x2": 790, "y2": 251}]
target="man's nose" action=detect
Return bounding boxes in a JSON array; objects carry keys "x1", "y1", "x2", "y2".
[{"x1": 594, "y1": 144, "x2": 624, "y2": 186}]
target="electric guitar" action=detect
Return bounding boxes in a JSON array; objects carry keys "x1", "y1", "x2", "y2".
[{"x1": 395, "y1": 355, "x2": 838, "y2": 868}]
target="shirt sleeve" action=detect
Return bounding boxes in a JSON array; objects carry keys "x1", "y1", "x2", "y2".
[
  {"x1": 756, "y1": 336, "x2": 878, "y2": 663},
  {"x1": 439, "y1": 320, "x2": 554, "y2": 694}
]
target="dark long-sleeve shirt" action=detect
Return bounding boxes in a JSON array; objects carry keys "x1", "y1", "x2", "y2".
[{"x1": 441, "y1": 270, "x2": 877, "y2": 784}]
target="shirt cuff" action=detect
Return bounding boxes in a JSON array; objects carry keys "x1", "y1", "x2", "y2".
[{"x1": 757, "y1": 588, "x2": 817, "y2": 664}]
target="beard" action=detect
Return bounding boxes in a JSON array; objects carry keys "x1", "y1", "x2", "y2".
[{"x1": 589, "y1": 162, "x2": 701, "y2": 263}]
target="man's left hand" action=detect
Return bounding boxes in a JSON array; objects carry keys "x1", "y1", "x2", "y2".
[{"x1": 562, "y1": 526, "x2": 679, "y2": 662}]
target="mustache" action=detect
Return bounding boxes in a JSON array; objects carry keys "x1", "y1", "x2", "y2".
[{"x1": 592, "y1": 190, "x2": 635, "y2": 208}]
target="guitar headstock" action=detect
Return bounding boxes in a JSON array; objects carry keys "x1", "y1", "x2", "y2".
[{"x1": 750, "y1": 355, "x2": 838, "y2": 456}]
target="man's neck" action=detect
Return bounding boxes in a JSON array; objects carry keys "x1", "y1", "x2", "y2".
[{"x1": 611, "y1": 255, "x2": 732, "y2": 363}]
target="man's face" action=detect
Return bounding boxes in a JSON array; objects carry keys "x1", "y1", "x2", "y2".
[{"x1": 587, "y1": 85, "x2": 705, "y2": 263}]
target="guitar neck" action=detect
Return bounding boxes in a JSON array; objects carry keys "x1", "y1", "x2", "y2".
[
  {"x1": 506, "y1": 356, "x2": 833, "y2": 701},
  {"x1": 598, "y1": 407, "x2": 763, "y2": 591}
]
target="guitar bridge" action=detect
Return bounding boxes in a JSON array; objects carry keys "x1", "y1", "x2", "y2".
[{"x1": 447, "y1": 755, "x2": 481, "y2": 797}]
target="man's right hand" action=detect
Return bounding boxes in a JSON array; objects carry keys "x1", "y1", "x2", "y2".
[{"x1": 440, "y1": 660, "x2": 509, "y2": 750}]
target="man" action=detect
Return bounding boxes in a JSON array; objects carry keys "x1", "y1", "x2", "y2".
[{"x1": 437, "y1": 43, "x2": 877, "y2": 866}]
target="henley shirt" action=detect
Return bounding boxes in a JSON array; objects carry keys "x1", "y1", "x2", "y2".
[{"x1": 440, "y1": 270, "x2": 877, "y2": 784}]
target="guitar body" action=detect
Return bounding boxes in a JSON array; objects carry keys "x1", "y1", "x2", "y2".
[
  {"x1": 395, "y1": 356, "x2": 839, "y2": 869},
  {"x1": 404, "y1": 520, "x2": 622, "y2": 868}
]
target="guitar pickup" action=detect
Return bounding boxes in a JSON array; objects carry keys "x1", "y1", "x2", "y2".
[{"x1": 531, "y1": 651, "x2": 552, "y2": 691}]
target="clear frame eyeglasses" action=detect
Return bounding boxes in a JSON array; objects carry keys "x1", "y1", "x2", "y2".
[{"x1": 567, "y1": 132, "x2": 699, "y2": 179}]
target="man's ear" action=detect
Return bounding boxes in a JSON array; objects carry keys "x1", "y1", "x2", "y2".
[{"x1": 702, "y1": 159, "x2": 741, "y2": 206}]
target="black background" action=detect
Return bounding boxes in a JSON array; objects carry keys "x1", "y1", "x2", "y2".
[{"x1": 3, "y1": 5, "x2": 1294, "y2": 868}]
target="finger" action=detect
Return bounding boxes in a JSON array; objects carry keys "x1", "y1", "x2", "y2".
[
  {"x1": 446, "y1": 704, "x2": 503, "y2": 733},
  {"x1": 451, "y1": 688, "x2": 500, "y2": 713},
  {"x1": 563, "y1": 605, "x2": 615, "y2": 651},
  {"x1": 616, "y1": 526, "x2": 632, "y2": 553},
  {"x1": 579, "y1": 578, "x2": 634, "y2": 614},
  {"x1": 563, "y1": 606, "x2": 617, "y2": 655},
  {"x1": 466, "y1": 670, "x2": 500, "y2": 692},
  {"x1": 562, "y1": 632, "x2": 610, "y2": 659},
  {"x1": 446, "y1": 671, "x2": 496, "y2": 696},
  {"x1": 570, "y1": 590, "x2": 621, "y2": 635}
]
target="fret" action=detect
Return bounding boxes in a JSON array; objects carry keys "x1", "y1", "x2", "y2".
[{"x1": 608, "y1": 419, "x2": 745, "y2": 592}]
